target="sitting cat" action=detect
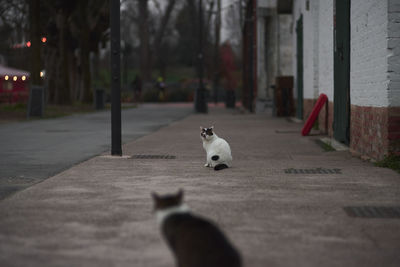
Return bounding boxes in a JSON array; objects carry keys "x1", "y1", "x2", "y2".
[
  {"x1": 152, "y1": 189, "x2": 242, "y2": 267},
  {"x1": 200, "y1": 126, "x2": 232, "y2": 171}
]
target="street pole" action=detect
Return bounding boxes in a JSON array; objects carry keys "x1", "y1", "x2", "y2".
[
  {"x1": 110, "y1": 0, "x2": 122, "y2": 156},
  {"x1": 195, "y1": 0, "x2": 208, "y2": 113}
]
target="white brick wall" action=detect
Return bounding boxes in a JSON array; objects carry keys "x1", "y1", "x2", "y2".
[
  {"x1": 317, "y1": 0, "x2": 334, "y2": 102},
  {"x1": 388, "y1": 0, "x2": 400, "y2": 107},
  {"x1": 350, "y1": 0, "x2": 389, "y2": 107},
  {"x1": 293, "y1": 0, "x2": 397, "y2": 108},
  {"x1": 312, "y1": 0, "x2": 319, "y2": 98},
  {"x1": 302, "y1": 0, "x2": 315, "y2": 99},
  {"x1": 292, "y1": 0, "x2": 298, "y2": 98},
  {"x1": 293, "y1": 0, "x2": 333, "y2": 101}
]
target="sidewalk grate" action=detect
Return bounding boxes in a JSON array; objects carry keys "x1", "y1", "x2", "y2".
[
  {"x1": 343, "y1": 206, "x2": 400, "y2": 218},
  {"x1": 130, "y1": 155, "x2": 176, "y2": 159},
  {"x1": 284, "y1": 168, "x2": 342, "y2": 174}
]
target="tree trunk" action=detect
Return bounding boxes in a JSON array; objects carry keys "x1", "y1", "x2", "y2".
[
  {"x1": 79, "y1": 1, "x2": 92, "y2": 103},
  {"x1": 139, "y1": 0, "x2": 151, "y2": 81},
  {"x1": 56, "y1": 11, "x2": 71, "y2": 105},
  {"x1": 79, "y1": 33, "x2": 92, "y2": 103},
  {"x1": 213, "y1": 0, "x2": 221, "y2": 103},
  {"x1": 187, "y1": 0, "x2": 198, "y2": 66},
  {"x1": 44, "y1": 48, "x2": 57, "y2": 103},
  {"x1": 29, "y1": 0, "x2": 41, "y2": 86},
  {"x1": 153, "y1": 0, "x2": 176, "y2": 77}
]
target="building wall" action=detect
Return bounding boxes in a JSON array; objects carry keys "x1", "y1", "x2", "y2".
[
  {"x1": 257, "y1": 15, "x2": 268, "y2": 100},
  {"x1": 317, "y1": 0, "x2": 334, "y2": 102},
  {"x1": 257, "y1": 0, "x2": 293, "y2": 105},
  {"x1": 293, "y1": 0, "x2": 330, "y2": 120},
  {"x1": 387, "y1": 0, "x2": 400, "y2": 155},
  {"x1": 315, "y1": 0, "x2": 335, "y2": 136},
  {"x1": 265, "y1": 14, "x2": 278, "y2": 99},
  {"x1": 349, "y1": 0, "x2": 400, "y2": 159},
  {"x1": 350, "y1": 0, "x2": 389, "y2": 107},
  {"x1": 388, "y1": 0, "x2": 400, "y2": 107},
  {"x1": 312, "y1": 0, "x2": 319, "y2": 99},
  {"x1": 278, "y1": 15, "x2": 293, "y2": 77},
  {"x1": 290, "y1": 0, "x2": 400, "y2": 160}
]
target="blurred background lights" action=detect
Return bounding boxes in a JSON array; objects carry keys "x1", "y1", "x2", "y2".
[
  {"x1": 5, "y1": 75, "x2": 9, "y2": 80},
  {"x1": 40, "y1": 71, "x2": 44, "y2": 78},
  {"x1": 22, "y1": 76, "x2": 26, "y2": 81},
  {"x1": 13, "y1": 76, "x2": 17, "y2": 81}
]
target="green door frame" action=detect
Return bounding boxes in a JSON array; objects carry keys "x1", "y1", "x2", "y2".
[
  {"x1": 333, "y1": 0, "x2": 350, "y2": 144},
  {"x1": 296, "y1": 15, "x2": 304, "y2": 120}
]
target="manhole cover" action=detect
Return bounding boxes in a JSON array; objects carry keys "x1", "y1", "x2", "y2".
[
  {"x1": 130, "y1": 155, "x2": 176, "y2": 159},
  {"x1": 284, "y1": 168, "x2": 341, "y2": 174},
  {"x1": 343, "y1": 206, "x2": 400, "y2": 218}
]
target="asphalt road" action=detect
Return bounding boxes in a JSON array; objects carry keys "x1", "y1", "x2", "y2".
[{"x1": 0, "y1": 103, "x2": 193, "y2": 200}]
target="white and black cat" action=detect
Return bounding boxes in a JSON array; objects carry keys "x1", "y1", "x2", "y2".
[
  {"x1": 200, "y1": 126, "x2": 232, "y2": 171},
  {"x1": 152, "y1": 189, "x2": 242, "y2": 267}
]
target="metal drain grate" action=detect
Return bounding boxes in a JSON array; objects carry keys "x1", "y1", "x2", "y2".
[
  {"x1": 130, "y1": 155, "x2": 176, "y2": 159},
  {"x1": 343, "y1": 206, "x2": 400, "y2": 218},
  {"x1": 284, "y1": 168, "x2": 341, "y2": 174}
]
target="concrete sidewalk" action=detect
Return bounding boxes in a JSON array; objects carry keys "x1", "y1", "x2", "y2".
[{"x1": 0, "y1": 106, "x2": 399, "y2": 267}]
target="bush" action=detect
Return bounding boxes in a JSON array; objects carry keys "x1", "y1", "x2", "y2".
[{"x1": 142, "y1": 88, "x2": 160, "y2": 102}]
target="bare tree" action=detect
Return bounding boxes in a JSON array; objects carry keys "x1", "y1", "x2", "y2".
[
  {"x1": 0, "y1": 0, "x2": 28, "y2": 45},
  {"x1": 138, "y1": 0, "x2": 151, "y2": 81},
  {"x1": 212, "y1": 0, "x2": 221, "y2": 103},
  {"x1": 28, "y1": 0, "x2": 41, "y2": 85},
  {"x1": 70, "y1": 0, "x2": 109, "y2": 103}
]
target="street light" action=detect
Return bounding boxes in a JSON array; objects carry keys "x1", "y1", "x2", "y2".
[{"x1": 195, "y1": 0, "x2": 208, "y2": 113}]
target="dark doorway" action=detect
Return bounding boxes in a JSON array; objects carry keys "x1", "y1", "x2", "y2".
[
  {"x1": 296, "y1": 15, "x2": 303, "y2": 120},
  {"x1": 333, "y1": 0, "x2": 350, "y2": 144}
]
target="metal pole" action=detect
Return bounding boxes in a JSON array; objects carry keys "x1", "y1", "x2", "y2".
[
  {"x1": 195, "y1": 0, "x2": 208, "y2": 113},
  {"x1": 110, "y1": 0, "x2": 122, "y2": 156}
]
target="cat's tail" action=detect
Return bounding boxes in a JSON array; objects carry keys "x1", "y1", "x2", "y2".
[
  {"x1": 212, "y1": 155, "x2": 229, "y2": 170},
  {"x1": 214, "y1": 164, "x2": 228, "y2": 171}
]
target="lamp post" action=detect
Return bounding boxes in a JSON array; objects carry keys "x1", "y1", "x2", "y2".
[
  {"x1": 195, "y1": 0, "x2": 208, "y2": 113},
  {"x1": 110, "y1": 0, "x2": 122, "y2": 156}
]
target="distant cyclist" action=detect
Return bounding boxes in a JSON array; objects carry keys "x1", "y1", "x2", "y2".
[{"x1": 156, "y1": 76, "x2": 166, "y2": 102}]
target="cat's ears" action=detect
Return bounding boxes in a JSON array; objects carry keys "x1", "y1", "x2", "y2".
[
  {"x1": 199, "y1": 126, "x2": 214, "y2": 130},
  {"x1": 151, "y1": 189, "x2": 184, "y2": 201},
  {"x1": 177, "y1": 188, "x2": 184, "y2": 200},
  {"x1": 151, "y1": 192, "x2": 159, "y2": 201}
]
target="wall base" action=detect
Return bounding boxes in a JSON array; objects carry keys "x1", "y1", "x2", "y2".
[{"x1": 302, "y1": 100, "x2": 399, "y2": 160}]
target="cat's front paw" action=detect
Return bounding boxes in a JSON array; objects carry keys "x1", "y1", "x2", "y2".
[{"x1": 204, "y1": 163, "x2": 210, "y2": 167}]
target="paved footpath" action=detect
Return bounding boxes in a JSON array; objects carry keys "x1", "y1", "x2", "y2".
[
  {"x1": 0, "y1": 106, "x2": 399, "y2": 267},
  {"x1": 0, "y1": 103, "x2": 192, "y2": 200}
]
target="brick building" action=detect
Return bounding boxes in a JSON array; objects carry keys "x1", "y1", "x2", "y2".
[
  {"x1": 291, "y1": 0, "x2": 400, "y2": 160},
  {"x1": 247, "y1": 0, "x2": 400, "y2": 160}
]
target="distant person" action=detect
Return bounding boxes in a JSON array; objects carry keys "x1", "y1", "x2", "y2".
[
  {"x1": 156, "y1": 76, "x2": 166, "y2": 102},
  {"x1": 132, "y1": 75, "x2": 142, "y2": 103}
]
